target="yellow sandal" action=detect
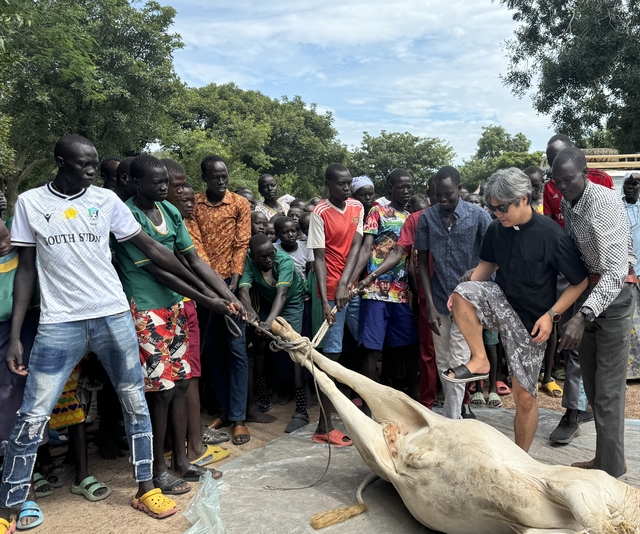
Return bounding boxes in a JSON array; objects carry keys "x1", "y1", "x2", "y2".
[
  {"x1": 191, "y1": 445, "x2": 230, "y2": 466},
  {"x1": 541, "y1": 378, "x2": 563, "y2": 398},
  {"x1": 0, "y1": 518, "x2": 15, "y2": 534},
  {"x1": 131, "y1": 488, "x2": 177, "y2": 519}
]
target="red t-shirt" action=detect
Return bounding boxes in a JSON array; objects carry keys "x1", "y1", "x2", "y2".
[
  {"x1": 543, "y1": 169, "x2": 614, "y2": 228},
  {"x1": 306, "y1": 198, "x2": 364, "y2": 300},
  {"x1": 397, "y1": 209, "x2": 434, "y2": 299}
]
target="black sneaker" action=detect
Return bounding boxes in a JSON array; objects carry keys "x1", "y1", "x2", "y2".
[
  {"x1": 550, "y1": 415, "x2": 581, "y2": 444},
  {"x1": 577, "y1": 409, "x2": 594, "y2": 424},
  {"x1": 461, "y1": 404, "x2": 476, "y2": 419}
]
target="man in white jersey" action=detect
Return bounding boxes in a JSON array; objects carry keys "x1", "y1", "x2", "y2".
[{"x1": 0, "y1": 135, "x2": 219, "y2": 528}]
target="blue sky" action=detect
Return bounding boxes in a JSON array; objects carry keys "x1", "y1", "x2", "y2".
[{"x1": 163, "y1": 0, "x2": 552, "y2": 161}]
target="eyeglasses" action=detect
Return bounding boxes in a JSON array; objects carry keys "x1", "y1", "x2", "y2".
[{"x1": 487, "y1": 202, "x2": 512, "y2": 214}]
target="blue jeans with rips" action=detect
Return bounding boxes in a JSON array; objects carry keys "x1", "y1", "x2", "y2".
[{"x1": 0, "y1": 311, "x2": 153, "y2": 508}]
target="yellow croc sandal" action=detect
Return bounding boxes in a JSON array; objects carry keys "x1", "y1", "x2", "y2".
[
  {"x1": 131, "y1": 488, "x2": 177, "y2": 519},
  {"x1": 541, "y1": 378, "x2": 563, "y2": 398},
  {"x1": 0, "y1": 518, "x2": 15, "y2": 534},
  {"x1": 191, "y1": 444, "x2": 230, "y2": 466}
]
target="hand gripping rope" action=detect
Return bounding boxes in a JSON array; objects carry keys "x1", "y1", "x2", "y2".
[{"x1": 223, "y1": 289, "x2": 363, "y2": 492}]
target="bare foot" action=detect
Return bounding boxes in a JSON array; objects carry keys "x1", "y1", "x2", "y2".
[
  {"x1": 96, "y1": 437, "x2": 125, "y2": 460},
  {"x1": 245, "y1": 408, "x2": 277, "y2": 424}
]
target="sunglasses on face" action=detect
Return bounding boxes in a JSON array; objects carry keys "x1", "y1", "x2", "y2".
[{"x1": 487, "y1": 202, "x2": 512, "y2": 214}]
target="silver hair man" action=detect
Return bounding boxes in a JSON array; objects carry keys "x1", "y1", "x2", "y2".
[{"x1": 483, "y1": 167, "x2": 533, "y2": 207}]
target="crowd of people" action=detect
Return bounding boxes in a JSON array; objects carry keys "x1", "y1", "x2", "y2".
[{"x1": 0, "y1": 131, "x2": 638, "y2": 532}]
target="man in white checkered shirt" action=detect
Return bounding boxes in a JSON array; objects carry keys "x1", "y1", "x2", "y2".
[{"x1": 554, "y1": 147, "x2": 638, "y2": 478}]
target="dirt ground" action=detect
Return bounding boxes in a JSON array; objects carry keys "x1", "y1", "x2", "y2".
[
  {"x1": 24, "y1": 380, "x2": 640, "y2": 533},
  {"x1": 27, "y1": 401, "x2": 324, "y2": 534}
]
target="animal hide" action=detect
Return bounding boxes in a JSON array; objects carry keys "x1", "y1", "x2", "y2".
[{"x1": 271, "y1": 318, "x2": 640, "y2": 534}]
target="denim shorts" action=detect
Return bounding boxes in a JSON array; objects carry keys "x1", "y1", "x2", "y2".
[{"x1": 322, "y1": 297, "x2": 360, "y2": 354}]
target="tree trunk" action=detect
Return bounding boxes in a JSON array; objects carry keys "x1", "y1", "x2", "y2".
[{"x1": 2, "y1": 154, "x2": 46, "y2": 217}]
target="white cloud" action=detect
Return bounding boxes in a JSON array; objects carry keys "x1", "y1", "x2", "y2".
[{"x1": 164, "y1": 0, "x2": 553, "y2": 160}]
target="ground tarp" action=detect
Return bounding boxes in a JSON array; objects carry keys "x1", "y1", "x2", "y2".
[{"x1": 194, "y1": 408, "x2": 640, "y2": 533}]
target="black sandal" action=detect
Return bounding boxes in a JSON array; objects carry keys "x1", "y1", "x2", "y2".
[
  {"x1": 441, "y1": 364, "x2": 489, "y2": 384},
  {"x1": 182, "y1": 465, "x2": 222, "y2": 482},
  {"x1": 153, "y1": 470, "x2": 191, "y2": 495}
]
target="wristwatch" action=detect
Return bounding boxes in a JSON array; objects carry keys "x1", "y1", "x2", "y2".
[
  {"x1": 371, "y1": 270, "x2": 379, "y2": 280},
  {"x1": 579, "y1": 306, "x2": 596, "y2": 322},
  {"x1": 547, "y1": 308, "x2": 561, "y2": 323}
]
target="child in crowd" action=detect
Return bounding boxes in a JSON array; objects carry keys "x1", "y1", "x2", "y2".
[
  {"x1": 111, "y1": 155, "x2": 238, "y2": 493},
  {"x1": 289, "y1": 198, "x2": 307, "y2": 211},
  {"x1": 299, "y1": 211, "x2": 310, "y2": 238},
  {"x1": 306, "y1": 196, "x2": 321, "y2": 212},
  {"x1": 286, "y1": 206, "x2": 304, "y2": 239},
  {"x1": 100, "y1": 156, "x2": 121, "y2": 190},
  {"x1": 239, "y1": 233, "x2": 312, "y2": 433},
  {"x1": 524, "y1": 165, "x2": 544, "y2": 214},
  {"x1": 235, "y1": 187, "x2": 256, "y2": 209},
  {"x1": 266, "y1": 220, "x2": 277, "y2": 243},
  {"x1": 307, "y1": 163, "x2": 364, "y2": 446},
  {"x1": 465, "y1": 194, "x2": 483, "y2": 206},
  {"x1": 113, "y1": 156, "x2": 136, "y2": 202},
  {"x1": 242, "y1": 206, "x2": 279, "y2": 423},
  {"x1": 351, "y1": 175, "x2": 375, "y2": 217},
  {"x1": 274, "y1": 216, "x2": 314, "y2": 335},
  {"x1": 408, "y1": 194, "x2": 428, "y2": 213},
  {"x1": 251, "y1": 211, "x2": 268, "y2": 236},
  {"x1": 162, "y1": 158, "x2": 187, "y2": 206}
]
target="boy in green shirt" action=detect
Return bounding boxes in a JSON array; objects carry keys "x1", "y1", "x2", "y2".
[
  {"x1": 238, "y1": 233, "x2": 311, "y2": 433},
  {"x1": 112, "y1": 155, "x2": 242, "y2": 494}
]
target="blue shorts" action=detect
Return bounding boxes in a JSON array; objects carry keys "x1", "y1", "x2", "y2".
[
  {"x1": 358, "y1": 299, "x2": 418, "y2": 350},
  {"x1": 322, "y1": 297, "x2": 360, "y2": 355}
]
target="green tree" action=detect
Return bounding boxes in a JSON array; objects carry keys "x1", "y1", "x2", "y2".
[
  {"x1": 499, "y1": 0, "x2": 640, "y2": 152},
  {"x1": 0, "y1": 0, "x2": 183, "y2": 212},
  {"x1": 162, "y1": 83, "x2": 348, "y2": 199},
  {"x1": 349, "y1": 131, "x2": 455, "y2": 194},
  {"x1": 461, "y1": 126, "x2": 543, "y2": 190}
]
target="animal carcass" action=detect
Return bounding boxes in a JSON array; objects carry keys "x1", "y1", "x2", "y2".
[{"x1": 271, "y1": 318, "x2": 640, "y2": 534}]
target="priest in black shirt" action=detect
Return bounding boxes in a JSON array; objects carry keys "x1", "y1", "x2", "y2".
[{"x1": 442, "y1": 167, "x2": 588, "y2": 451}]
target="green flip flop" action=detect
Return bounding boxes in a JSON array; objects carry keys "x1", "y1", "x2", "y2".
[
  {"x1": 70, "y1": 475, "x2": 111, "y2": 502},
  {"x1": 470, "y1": 391, "x2": 486, "y2": 406},
  {"x1": 33, "y1": 473, "x2": 54, "y2": 498}
]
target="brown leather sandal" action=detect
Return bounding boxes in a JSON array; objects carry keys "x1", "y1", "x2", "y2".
[{"x1": 232, "y1": 425, "x2": 250, "y2": 445}]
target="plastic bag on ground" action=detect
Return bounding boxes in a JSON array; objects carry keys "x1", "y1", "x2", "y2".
[{"x1": 183, "y1": 470, "x2": 228, "y2": 534}]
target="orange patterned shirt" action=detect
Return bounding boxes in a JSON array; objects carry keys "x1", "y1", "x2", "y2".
[
  {"x1": 184, "y1": 216, "x2": 211, "y2": 267},
  {"x1": 190, "y1": 190, "x2": 251, "y2": 279}
]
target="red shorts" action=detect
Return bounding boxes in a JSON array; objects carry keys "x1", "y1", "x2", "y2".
[
  {"x1": 183, "y1": 299, "x2": 201, "y2": 378},
  {"x1": 131, "y1": 300, "x2": 191, "y2": 392}
]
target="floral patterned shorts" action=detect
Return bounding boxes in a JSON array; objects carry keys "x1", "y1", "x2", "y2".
[
  {"x1": 454, "y1": 281, "x2": 545, "y2": 397},
  {"x1": 131, "y1": 300, "x2": 191, "y2": 393}
]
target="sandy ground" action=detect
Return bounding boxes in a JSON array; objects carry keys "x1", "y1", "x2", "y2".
[
  {"x1": 22, "y1": 380, "x2": 640, "y2": 533},
  {"x1": 27, "y1": 401, "x2": 324, "y2": 534}
]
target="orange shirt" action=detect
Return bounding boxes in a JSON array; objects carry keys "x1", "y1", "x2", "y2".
[
  {"x1": 190, "y1": 190, "x2": 251, "y2": 279},
  {"x1": 184, "y1": 216, "x2": 211, "y2": 267}
]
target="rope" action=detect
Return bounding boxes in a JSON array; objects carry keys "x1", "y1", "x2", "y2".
[
  {"x1": 224, "y1": 314, "x2": 243, "y2": 338},
  {"x1": 260, "y1": 289, "x2": 362, "y2": 492}
]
